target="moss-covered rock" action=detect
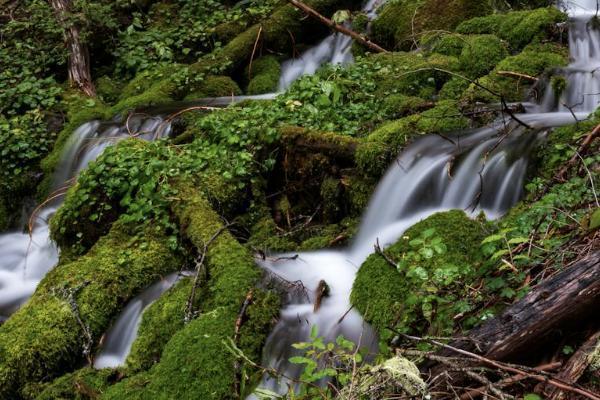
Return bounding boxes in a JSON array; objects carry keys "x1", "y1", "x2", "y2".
[
  {"x1": 371, "y1": 0, "x2": 492, "y2": 51},
  {"x1": 100, "y1": 182, "x2": 280, "y2": 399},
  {"x1": 351, "y1": 210, "x2": 487, "y2": 337},
  {"x1": 0, "y1": 222, "x2": 181, "y2": 399},
  {"x1": 184, "y1": 75, "x2": 242, "y2": 100},
  {"x1": 246, "y1": 56, "x2": 281, "y2": 95},
  {"x1": 371, "y1": 52, "x2": 460, "y2": 99},
  {"x1": 456, "y1": 7, "x2": 566, "y2": 50},
  {"x1": 34, "y1": 368, "x2": 115, "y2": 400},
  {"x1": 462, "y1": 42, "x2": 568, "y2": 103}
]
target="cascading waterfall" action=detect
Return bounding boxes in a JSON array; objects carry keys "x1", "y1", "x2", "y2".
[
  {"x1": 93, "y1": 271, "x2": 189, "y2": 369},
  {"x1": 0, "y1": 116, "x2": 171, "y2": 320},
  {"x1": 252, "y1": 0, "x2": 599, "y2": 395}
]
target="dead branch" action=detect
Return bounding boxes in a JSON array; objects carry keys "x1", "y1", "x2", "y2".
[
  {"x1": 286, "y1": 0, "x2": 388, "y2": 53},
  {"x1": 184, "y1": 223, "x2": 234, "y2": 323},
  {"x1": 496, "y1": 71, "x2": 539, "y2": 82},
  {"x1": 233, "y1": 289, "x2": 254, "y2": 398},
  {"x1": 556, "y1": 123, "x2": 600, "y2": 181},
  {"x1": 397, "y1": 332, "x2": 600, "y2": 400},
  {"x1": 544, "y1": 331, "x2": 600, "y2": 400}
]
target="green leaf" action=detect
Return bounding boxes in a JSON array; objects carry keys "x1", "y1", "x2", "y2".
[{"x1": 482, "y1": 233, "x2": 504, "y2": 244}]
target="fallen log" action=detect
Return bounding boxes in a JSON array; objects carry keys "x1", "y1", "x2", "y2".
[
  {"x1": 451, "y1": 251, "x2": 600, "y2": 361},
  {"x1": 286, "y1": 0, "x2": 388, "y2": 54},
  {"x1": 544, "y1": 331, "x2": 600, "y2": 400}
]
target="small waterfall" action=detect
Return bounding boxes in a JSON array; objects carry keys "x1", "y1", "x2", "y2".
[
  {"x1": 0, "y1": 116, "x2": 171, "y2": 319},
  {"x1": 253, "y1": 1, "x2": 599, "y2": 395},
  {"x1": 93, "y1": 271, "x2": 187, "y2": 369},
  {"x1": 278, "y1": 0, "x2": 384, "y2": 91}
]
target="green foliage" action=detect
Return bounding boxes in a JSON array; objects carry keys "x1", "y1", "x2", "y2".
[
  {"x1": 246, "y1": 56, "x2": 282, "y2": 95},
  {"x1": 0, "y1": 110, "x2": 54, "y2": 195},
  {"x1": 288, "y1": 327, "x2": 366, "y2": 399}
]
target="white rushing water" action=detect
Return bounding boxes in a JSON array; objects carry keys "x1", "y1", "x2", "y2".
[
  {"x1": 93, "y1": 271, "x2": 189, "y2": 369},
  {"x1": 0, "y1": 116, "x2": 171, "y2": 320},
  {"x1": 252, "y1": 0, "x2": 600, "y2": 395}
]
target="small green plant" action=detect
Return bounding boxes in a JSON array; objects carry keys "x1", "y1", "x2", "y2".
[{"x1": 287, "y1": 326, "x2": 365, "y2": 399}]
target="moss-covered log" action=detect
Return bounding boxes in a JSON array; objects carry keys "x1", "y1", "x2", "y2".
[{"x1": 0, "y1": 222, "x2": 182, "y2": 399}]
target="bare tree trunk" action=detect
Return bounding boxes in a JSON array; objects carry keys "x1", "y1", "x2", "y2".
[{"x1": 50, "y1": 0, "x2": 96, "y2": 97}]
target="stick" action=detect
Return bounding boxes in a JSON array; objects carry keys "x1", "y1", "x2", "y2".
[
  {"x1": 556, "y1": 123, "x2": 600, "y2": 181},
  {"x1": 398, "y1": 332, "x2": 600, "y2": 400},
  {"x1": 496, "y1": 71, "x2": 539, "y2": 82},
  {"x1": 286, "y1": 0, "x2": 388, "y2": 53}
]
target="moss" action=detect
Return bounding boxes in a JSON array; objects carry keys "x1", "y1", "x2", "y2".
[
  {"x1": 320, "y1": 177, "x2": 344, "y2": 221},
  {"x1": 0, "y1": 221, "x2": 181, "y2": 399},
  {"x1": 371, "y1": 0, "x2": 492, "y2": 51},
  {"x1": 247, "y1": 216, "x2": 297, "y2": 252},
  {"x1": 124, "y1": 278, "x2": 192, "y2": 374},
  {"x1": 371, "y1": 52, "x2": 460, "y2": 99},
  {"x1": 458, "y1": 35, "x2": 508, "y2": 78},
  {"x1": 298, "y1": 218, "x2": 358, "y2": 250},
  {"x1": 351, "y1": 210, "x2": 487, "y2": 336},
  {"x1": 356, "y1": 100, "x2": 470, "y2": 177},
  {"x1": 34, "y1": 368, "x2": 115, "y2": 400},
  {"x1": 184, "y1": 75, "x2": 242, "y2": 100},
  {"x1": 463, "y1": 42, "x2": 568, "y2": 103},
  {"x1": 344, "y1": 174, "x2": 375, "y2": 216},
  {"x1": 246, "y1": 56, "x2": 281, "y2": 95},
  {"x1": 422, "y1": 33, "x2": 466, "y2": 57},
  {"x1": 381, "y1": 95, "x2": 431, "y2": 119},
  {"x1": 212, "y1": 21, "x2": 247, "y2": 44},
  {"x1": 100, "y1": 182, "x2": 280, "y2": 399},
  {"x1": 456, "y1": 7, "x2": 566, "y2": 50},
  {"x1": 96, "y1": 76, "x2": 122, "y2": 104},
  {"x1": 551, "y1": 74, "x2": 567, "y2": 98}
]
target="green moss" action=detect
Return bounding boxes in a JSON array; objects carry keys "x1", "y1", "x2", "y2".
[
  {"x1": 371, "y1": 52, "x2": 460, "y2": 99},
  {"x1": 184, "y1": 75, "x2": 242, "y2": 100},
  {"x1": 0, "y1": 222, "x2": 181, "y2": 399},
  {"x1": 371, "y1": 0, "x2": 492, "y2": 51},
  {"x1": 125, "y1": 278, "x2": 192, "y2": 374},
  {"x1": 463, "y1": 43, "x2": 568, "y2": 103},
  {"x1": 381, "y1": 95, "x2": 431, "y2": 119},
  {"x1": 422, "y1": 33, "x2": 466, "y2": 57},
  {"x1": 34, "y1": 368, "x2": 115, "y2": 400},
  {"x1": 96, "y1": 76, "x2": 123, "y2": 104},
  {"x1": 456, "y1": 7, "x2": 566, "y2": 50},
  {"x1": 351, "y1": 210, "x2": 488, "y2": 336},
  {"x1": 356, "y1": 100, "x2": 470, "y2": 177},
  {"x1": 551, "y1": 74, "x2": 567, "y2": 98},
  {"x1": 100, "y1": 182, "x2": 280, "y2": 399},
  {"x1": 298, "y1": 218, "x2": 358, "y2": 250},
  {"x1": 246, "y1": 56, "x2": 281, "y2": 95},
  {"x1": 459, "y1": 35, "x2": 508, "y2": 78},
  {"x1": 247, "y1": 216, "x2": 297, "y2": 252}
]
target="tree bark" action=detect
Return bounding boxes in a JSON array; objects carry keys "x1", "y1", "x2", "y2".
[{"x1": 50, "y1": 0, "x2": 96, "y2": 97}]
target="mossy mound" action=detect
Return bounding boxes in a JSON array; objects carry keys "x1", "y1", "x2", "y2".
[
  {"x1": 371, "y1": 0, "x2": 492, "y2": 51},
  {"x1": 356, "y1": 100, "x2": 470, "y2": 177},
  {"x1": 0, "y1": 222, "x2": 181, "y2": 399},
  {"x1": 456, "y1": 7, "x2": 566, "y2": 50},
  {"x1": 34, "y1": 368, "x2": 115, "y2": 400},
  {"x1": 457, "y1": 35, "x2": 509, "y2": 78},
  {"x1": 184, "y1": 75, "x2": 242, "y2": 100},
  {"x1": 462, "y1": 42, "x2": 568, "y2": 103},
  {"x1": 370, "y1": 52, "x2": 460, "y2": 99},
  {"x1": 246, "y1": 56, "x2": 281, "y2": 95},
  {"x1": 351, "y1": 210, "x2": 488, "y2": 338}
]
